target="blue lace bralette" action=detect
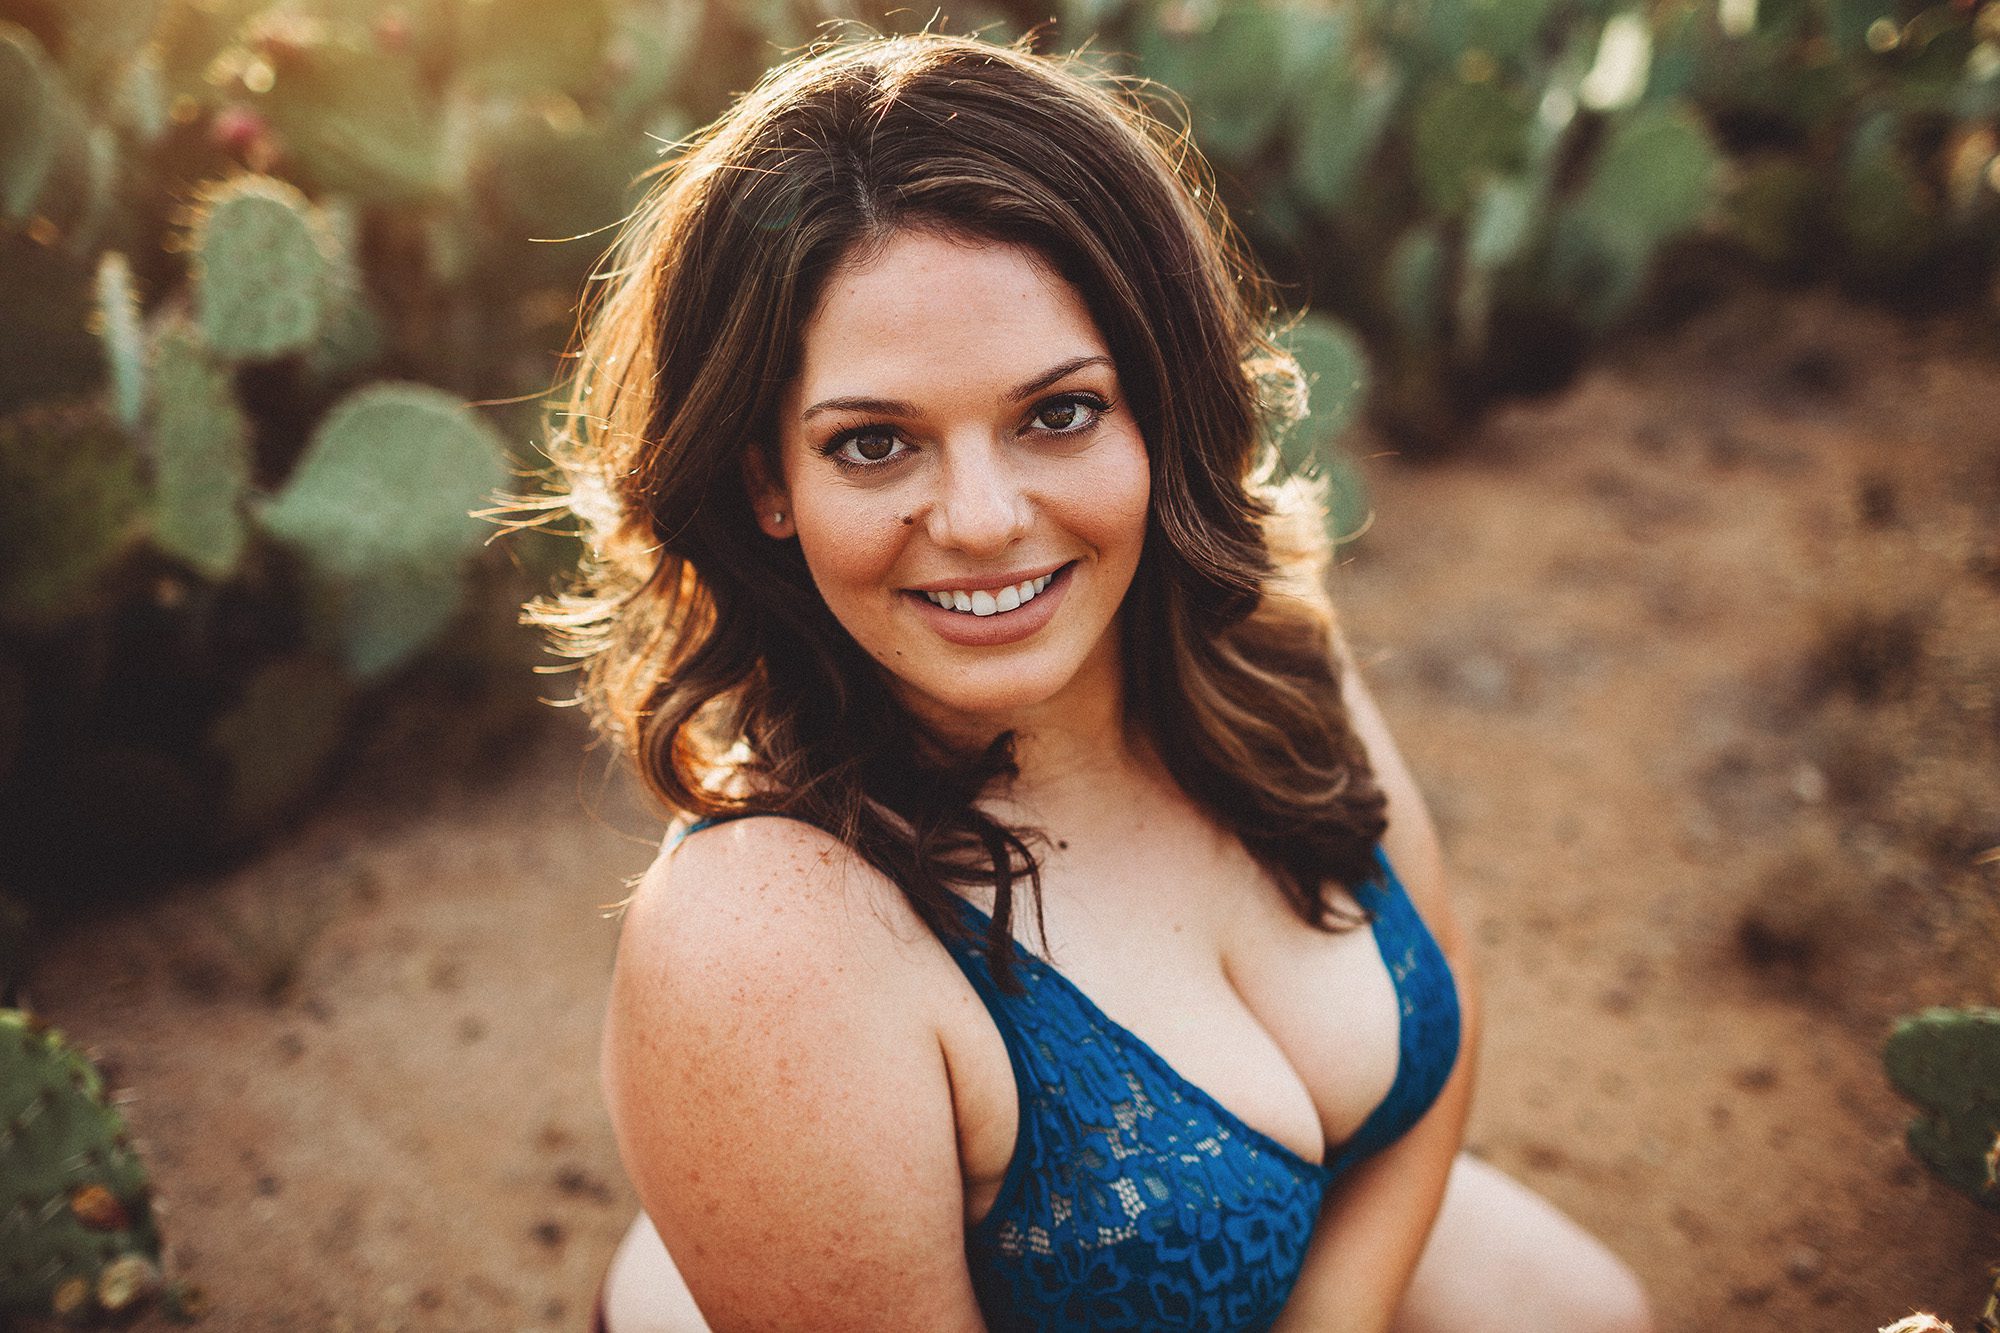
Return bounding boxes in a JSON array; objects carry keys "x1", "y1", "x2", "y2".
[{"x1": 936, "y1": 844, "x2": 1460, "y2": 1333}]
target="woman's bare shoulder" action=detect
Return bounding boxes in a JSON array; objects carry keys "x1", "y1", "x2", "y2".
[
  {"x1": 602, "y1": 815, "x2": 986, "y2": 1329},
  {"x1": 614, "y1": 815, "x2": 945, "y2": 1009},
  {"x1": 1330, "y1": 633, "x2": 1452, "y2": 932}
]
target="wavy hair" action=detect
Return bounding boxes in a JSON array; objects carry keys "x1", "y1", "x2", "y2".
[{"x1": 519, "y1": 31, "x2": 1386, "y2": 990}]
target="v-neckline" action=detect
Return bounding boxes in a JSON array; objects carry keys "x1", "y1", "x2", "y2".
[{"x1": 946, "y1": 868, "x2": 1408, "y2": 1183}]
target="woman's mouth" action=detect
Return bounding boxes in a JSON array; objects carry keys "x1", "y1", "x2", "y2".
[
  {"x1": 916, "y1": 569, "x2": 1058, "y2": 617},
  {"x1": 901, "y1": 562, "x2": 1075, "y2": 646}
]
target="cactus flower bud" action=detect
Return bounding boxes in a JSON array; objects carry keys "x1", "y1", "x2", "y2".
[
  {"x1": 51, "y1": 1276, "x2": 92, "y2": 1317},
  {"x1": 70, "y1": 1182, "x2": 131, "y2": 1230},
  {"x1": 211, "y1": 106, "x2": 269, "y2": 158},
  {"x1": 97, "y1": 1254, "x2": 162, "y2": 1311},
  {"x1": 373, "y1": 9, "x2": 410, "y2": 52}
]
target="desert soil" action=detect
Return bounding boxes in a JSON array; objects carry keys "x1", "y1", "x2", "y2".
[{"x1": 18, "y1": 288, "x2": 2000, "y2": 1332}]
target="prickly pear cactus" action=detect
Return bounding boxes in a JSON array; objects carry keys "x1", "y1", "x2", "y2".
[
  {"x1": 260, "y1": 382, "x2": 510, "y2": 680},
  {"x1": 1885, "y1": 1006, "x2": 2000, "y2": 1210},
  {"x1": 0, "y1": 1009, "x2": 164, "y2": 1320},
  {"x1": 148, "y1": 320, "x2": 251, "y2": 579},
  {"x1": 0, "y1": 400, "x2": 147, "y2": 628},
  {"x1": 93, "y1": 251, "x2": 145, "y2": 431},
  {"x1": 0, "y1": 23, "x2": 62, "y2": 223},
  {"x1": 189, "y1": 173, "x2": 335, "y2": 362},
  {"x1": 1273, "y1": 315, "x2": 1372, "y2": 545}
]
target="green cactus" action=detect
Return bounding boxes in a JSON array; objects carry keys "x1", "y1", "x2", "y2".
[
  {"x1": 605, "y1": 1, "x2": 706, "y2": 125},
  {"x1": 232, "y1": 16, "x2": 454, "y2": 206},
  {"x1": 0, "y1": 1009, "x2": 165, "y2": 1321},
  {"x1": 1134, "y1": 5, "x2": 1329, "y2": 162},
  {"x1": 260, "y1": 383, "x2": 509, "y2": 679},
  {"x1": 0, "y1": 23, "x2": 107, "y2": 247},
  {"x1": 1547, "y1": 100, "x2": 1724, "y2": 329},
  {"x1": 457, "y1": 0, "x2": 615, "y2": 97},
  {"x1": 0, "y1": 401, "x2": 146, "y2": 628},
  {"x1": 1839, "y1": 111, "x2": 1940, "y2": 277},
  {"x1": 301, "y1": 196, "x2": 384, "y2": 385},
  {"x1": 148, "y1": 320, "x2": 252, "y2": 579},
  {"x1": 1885, "y1": 1006, "x2": 2000, "y2": 1210},
  {"x1": 1292, "y1": 51, "x2": 1403, "y2": 211},
  {"x1": 1274, "y1": 314, "x2": 1372, "y2": 545},
  {"x1": 206, "y1": 654, "x2": 355, "y2": 837},
  {"x1": 1385, "y1": 222, "x2": 1449, "y2": 344},
  {"x1": 0, "y1": 24, "x2": 66, "y2": 224},
  {"x1": 93, "y1": 251, "x2": 145, "y2": 430},
  {"x1": 1409, "y1": 77, "x2": 1533, "y2": 219},
  {"x1": 190, "y1": 174, "x2": 336, "y2": 362},
  {"x1": 109, "y1": 43, "x2": 169, "y2": 145}
]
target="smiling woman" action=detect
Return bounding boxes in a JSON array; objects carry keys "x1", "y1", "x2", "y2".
[
  {"x1": 757, "y1": 232, "x2": 1150, "y2": 720},
  {"x1": 522, "y1": 30, "x2": 1652, "y2": 1333}
]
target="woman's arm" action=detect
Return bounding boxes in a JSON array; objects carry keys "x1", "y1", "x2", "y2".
[
  {"x1": 601, "y1": 817, "x2": 990, "y2": 1332},
  {"x1": 1270, "y1": 637, "x2": 1486, "y2": 1333}
]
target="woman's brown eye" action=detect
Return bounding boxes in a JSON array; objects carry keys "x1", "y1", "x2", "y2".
[
  {"x1": 1037, "y1": 401, "x2": 1082, "y2": 430},
  {"x1": 855, "y1": 433, "x2": 895, "y2": 461}
]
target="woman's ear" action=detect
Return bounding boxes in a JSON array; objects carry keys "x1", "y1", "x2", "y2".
[{"x1": 742, "y1": 446, "x2": 793, "y2": 539}]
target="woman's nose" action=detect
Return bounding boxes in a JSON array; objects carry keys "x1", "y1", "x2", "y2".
[{"x1": 927, "y1": 439, "x2": 1031, "y2": 553}]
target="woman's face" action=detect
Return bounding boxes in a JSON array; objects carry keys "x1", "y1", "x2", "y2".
[{"x1": 761, "y1": 228, "x2": 1151, "y2": 729}]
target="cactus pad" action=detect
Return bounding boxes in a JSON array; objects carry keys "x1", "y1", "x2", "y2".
[
  {"x1": 0, "y1": 1009, "x2": 164, "y2": 1319},
  {"x1": 94, "y1": 252, "x2": 145, "y2": 431},
  {"x1": 191, "y1": 174, "x2": 335, "y2": 362},
  {"x1": 0, "y1": 24, "x2": 58, "y2": 222},
  {"x1": 242, "y1": 21, "x2": 451, "y2": 206},
  {"x1": 1410, "y1": 79, "x2": 1531, "y2": 218},
  {"x1": 1550, "y1": 101, "x2": 1723, "y2": 328},
  {"x1": 148, "y1": 320, "x2": 252, "y2": 579},
  {"x1": 1885, "y1": 1006, "x2": 2000, "y2": 1210},
  {"x1": 260, "y1": 383, "x2": 508, "y2": 679},
  {"x1": 302, "y1": 197, "x2": 385, "y2": 384},
  {"x1": 0, "y1": 401, "x2": 146, "y2": 628},
  {"x1": 207, "y1": 654, "x2": 354, "y2": 836},
  {"x1": 1276, "y1": 315, "x2": 1372, "y2": 545},
  {"x1": 1280, "y1": 316, "x2": 1376, "y2": 466}
]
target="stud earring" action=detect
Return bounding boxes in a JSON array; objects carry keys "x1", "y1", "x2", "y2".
[{"x1": 772, "y1": 510, "x2": 786, "y2": 527}]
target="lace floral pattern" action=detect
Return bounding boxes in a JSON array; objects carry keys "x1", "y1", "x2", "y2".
[{"x1": 939, "y1": 848, "x2": 1460, "y2": 1333}]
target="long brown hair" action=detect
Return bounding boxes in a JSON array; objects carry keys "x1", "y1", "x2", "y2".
[{"x1": 520, "y1": 31, "x2": 1385, "y2": 989}]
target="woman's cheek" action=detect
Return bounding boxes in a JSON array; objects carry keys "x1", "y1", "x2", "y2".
[
  {"x1": 1068, "y1": 434, "x2": 1151, "y2": 545},
  {"x1": 798, "y1": 495, "x2": 909, "y2": 600}
]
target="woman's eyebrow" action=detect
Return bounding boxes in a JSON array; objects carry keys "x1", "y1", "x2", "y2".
[
  {"x1": 798, "y1": 354, "x2": 1114, "y2": 423},
  {"x1": 1005, "y1": 354, "x2": 1113, "y2": 402}
]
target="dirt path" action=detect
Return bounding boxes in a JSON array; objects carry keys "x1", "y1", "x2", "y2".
[{"x1": 22, "y1": 289, "x2": 1998, "y2": 1331}]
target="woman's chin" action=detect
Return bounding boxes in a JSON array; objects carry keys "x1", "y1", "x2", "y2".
[{"x1": 897, "y1": 672, "x2": 1078, "y2": 734}]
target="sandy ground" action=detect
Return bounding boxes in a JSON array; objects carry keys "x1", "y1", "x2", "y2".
[{"x1": 19, "y1": 289, "x2": 2000, "y2": 1331}]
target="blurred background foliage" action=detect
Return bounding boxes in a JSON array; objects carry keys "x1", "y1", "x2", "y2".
[{"x1": 2, "y1": 0, "x2": 1999, "y2": 906}]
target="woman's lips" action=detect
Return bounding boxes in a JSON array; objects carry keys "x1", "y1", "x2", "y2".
[{"x1": 902, "y1": 562, "x2": 1074, "y2": 647}]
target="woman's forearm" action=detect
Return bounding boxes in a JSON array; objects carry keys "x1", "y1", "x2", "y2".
[{"x1": 1270, "y1": 955, "x2": 1483, "y2": 1333}]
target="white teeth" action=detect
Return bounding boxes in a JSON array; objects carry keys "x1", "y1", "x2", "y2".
[{"x1": 922, "y1": 567, "x2": 1062, "y2": 614}]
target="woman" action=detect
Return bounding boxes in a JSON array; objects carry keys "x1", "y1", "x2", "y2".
[{"x1": 533, "y1": 30, "x2": 1654, "y2": 1333}]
